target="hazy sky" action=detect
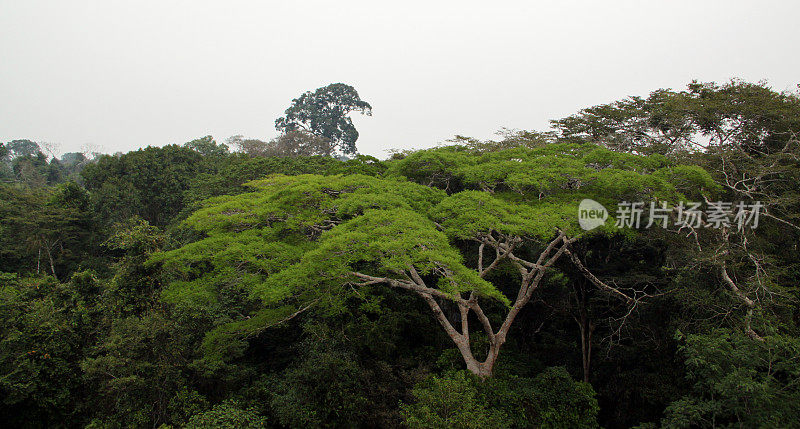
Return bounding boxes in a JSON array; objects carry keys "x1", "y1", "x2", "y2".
[{"x1": 1, "y1": 0, "x2": 798, "y2": 158}]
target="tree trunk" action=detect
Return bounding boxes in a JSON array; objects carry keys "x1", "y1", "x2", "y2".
[
  {"x1": 459, "y1": 349, "x2": 496, "y2": 379},
  {"x1": 578, "y1": 313, "x2": 594, "y2": 383},
  {"x1": 45, "y1": 240, "x2": 57, "y2": 280},
  {"x1": 575, "y1": 285, "x2": 595, "y2": 383}
]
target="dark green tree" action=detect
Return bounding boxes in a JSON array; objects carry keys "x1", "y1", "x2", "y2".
[
  {"x1": 7, "y1": 139, "x2": 41, "y2": 159},
  {"x1": 400, "y1": 367, "x2": 599, "y2": 428},
  {"x1": 661, "y1": 329, "x2": 800, "y2": 428},
  {"x1": 275, "y1": 83, "x2": 372, "y2": 156},
  {"x1": 184, "y1": 135, "x2": 230, "y2": 157},
  {"x1": 0, "y1": 272, "x2": 103, "y2": 428},
  {"x1": 0, "y1": 183, "x2": 93, "y2": 279},
  {"x1": 81, "y1": 145, "x2": 206, "y2": 226}
]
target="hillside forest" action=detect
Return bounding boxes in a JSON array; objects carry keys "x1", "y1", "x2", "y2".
[{"x1": 1, "y1": 80, "x2": 799, "y2": 428}]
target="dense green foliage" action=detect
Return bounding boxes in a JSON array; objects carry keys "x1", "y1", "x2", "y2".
[
  {"x1": 400, "y1": 367, "x2": 598, "y2": 428},
  {"x1": 1, "y1": 80, "x2": 799, "y2": 428}
]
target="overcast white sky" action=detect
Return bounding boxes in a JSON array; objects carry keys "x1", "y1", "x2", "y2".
[{"x1": 1, "y1": 0, "x2": 798, "y2": 158}]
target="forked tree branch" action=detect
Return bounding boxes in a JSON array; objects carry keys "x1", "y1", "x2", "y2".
[
  {"x1": 350, "y1": 229, "x2": 625, "y2": 377},
  {"x1": 350, "y1": 271, "x2": 468, "y2": 305}
]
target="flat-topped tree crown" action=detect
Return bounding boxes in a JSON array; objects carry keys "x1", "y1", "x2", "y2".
[
  {"x1": 390, "y1": 142, "x2": 715, "y2": 201},
  {"x1": 150, "y1": 143, "x2": 715, "y2": 377}
]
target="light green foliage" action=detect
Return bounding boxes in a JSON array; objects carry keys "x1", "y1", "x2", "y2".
[
  {"x1": 266, "y1": 206, "x2": 504, "y2": 303},
  {"x1": 0, "y1": 142, "x2": 10, "y2": 180},
  {"x1": 391, "y1": 143, "x2": 716, "y2": 203},
  {"x1": 153, "y1": 144, "x2": 713, "y2": 365},
  {"x1": 155, "y1": 174, "x2": 446, "y2": 309},
  {"x1": 152, "y1": 173, "x2": 485, "y2": 362},
  {"x1": 155, "y1": 232, "x2": 301, "y2": 302},
  {"x1": 651, "y1": 164, "x2": 720, "y2": 200},
  {"x1": 183, "y1": 174, "x2": 441, "y2": 234},
  {"x1": 392, "y1": 143, "x2": 716, "y2": 240},
  {"x1": 432, "y1": 190, "x2": 578, "y2": 239},
  {"x1": 388, "y1": 145, "x2": 473, "y2": 189}
]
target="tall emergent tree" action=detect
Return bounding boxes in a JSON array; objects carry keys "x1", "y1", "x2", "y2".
[
  {"x1": 275, "y1": 83, "x2": 372, "y2": 156},
  {"x1": 152, "y1": 143, "x2": 715, "y2": 378}
]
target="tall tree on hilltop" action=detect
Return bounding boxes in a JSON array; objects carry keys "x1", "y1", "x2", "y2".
[{"x1": 275, "y1": 83, "x2": 372, "y2": 156}]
